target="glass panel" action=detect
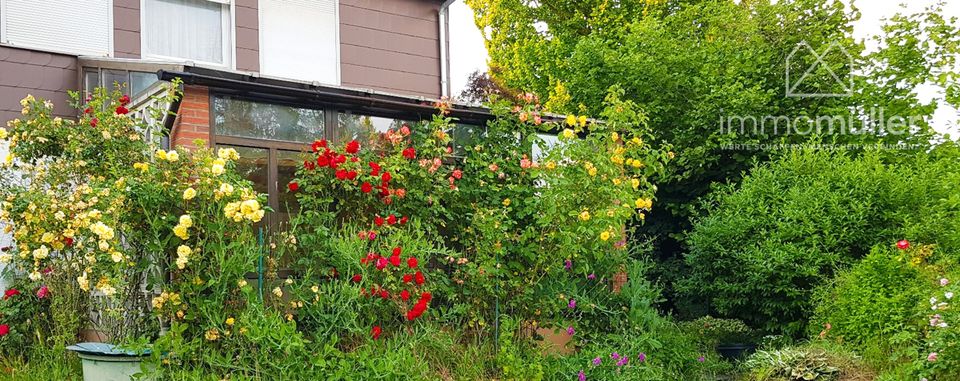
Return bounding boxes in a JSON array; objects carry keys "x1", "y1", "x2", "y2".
[
  {"x1": 144, "y1": 0, "x2": 224, "y2": 63},
  {"x1": 103, "y1": 70, "x2": 129, "y2": 92},
  {"x1": 130, "y1": 71, "x2": 159, "y2": 96},
  {"x1": 449, "y1": 123, "x2": 484, "y2": 157},
  {"x1": 337, "y1": 113, "x2": 414, "y2": 150},
  {"x1": 83, "y1": 70, "x2": 99, "y2": 96},
  {"x1": 212, "y1": 96, "x2": 324, "y2": 143},
  {"x1": 218, "y1": 145, "x2": 269, "y2": 231},
  {"x1": 276, "y1": 150, "x2": 302, "y2": 215}
]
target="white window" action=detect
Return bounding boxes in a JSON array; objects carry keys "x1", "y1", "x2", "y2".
[
  {"x1": 143, "y1": 0, "x2": 232, "y2": 66},
  {"x1": 0, "y1": 0, "x2": 112, "y2": 56},
  {"x1": 259, "y1": 0, "x2": 339, "y2": 85}
]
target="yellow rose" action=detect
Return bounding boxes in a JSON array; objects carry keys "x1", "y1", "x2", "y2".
[
  {"x1": 218, "y1": 183, "x2": 234, "y2": 195},
  {"x1": 179, "y1": 214, "x2": 193, "y2": 228},
  {"x1": 613, "y1": 178, "x2": 622, "y2": 185},
  {"x1": 631, "y1": 178, "x2": 641, "y2": 189},
  {"x1": 588, "y1": 167, "x2": 598, "y2": 177},
  {"x1": 0, "y1": 127, "x2": 7, "y2": 139},
  {"x1": 98, "y1": 240, "x2": 110, "y2": 251},
  {"x1": 111, "y1": 251, "x2": 124, "y2": 262},
  {"x1": 578, "y1": 211, "x2": 591, "y2": 221},
  {"x1": 166, "y1": 151, "x2": 179, "y2": 162},
  {"x1": 155, "y1": 149, "x2": 167, "y2": 160},
  {"x1": 182, "y1": 188, "x2": 197, "y2": 200},
  {"x1": 562, "y1": 129, "x2": 575, "y2": 140},
  {"x1": 173, "y1": 224, "x2": 189, "y2": 240},
  {"x1": 177, "y1": 245, "x2": 192, "y2": 257},
  {"x1": 41, "y1": 232, "x2": 55, "y2": 243},
  {"x1": 546, "y1": 161, "x2": 557, "y2": 170},
  {"x1": 217, "y1": 148, "x2": 239, "y2": 161},
  {"x1": 600, "y1": 231, "x2": 611, "y2": 241},
  {"x1": 565, "y1": 114, "x2": 577, "y2": 126},
  {"x1": 225, "y1": 317, "x2": 235, "y2": 326},
  {"x1": 238, "y1": 279, "x2": 248, "y2": 288},
  {"x1": 211, "y1": 163, "x2": 225, "y2": 176},
  {"x1": 205, "y1": 328, "x2": 220, "y2": 341},
  {"x1": 502, "y1": 198, "x2": 511, "y2": 207},
  {"x1": 272, "y1": 287, "x2": 283, "y2": 298},
  {"x1": 612, "y1": 132, "x2": 620, "y2": 141},
  {"x1": 578, "y1": 115, "x2": 587, "y2": 127}
]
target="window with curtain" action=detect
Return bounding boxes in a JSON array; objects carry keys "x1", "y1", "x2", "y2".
[{"x1": 143, "y1": 0, "x2": 231, "y2": 65}]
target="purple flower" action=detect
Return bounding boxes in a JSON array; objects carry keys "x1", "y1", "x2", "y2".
[
  {"x1": 592, "y1": 357, "x2": 601, "y2": 366},
  {"x1": 567, "y1": 326, "x2": 575, "y2": 335},
  {"x1": 637, "y1": 352, "x2": 646, "y2": 362},
  {"x1": 697, "y1": 356, "x2": 705, "y2": 363},
  {"x1": 568, "y1": 299, "x2": 576, "y2": 309},
  {"x1": 577, "y1": 370, "x2": 586, "y2": 381},
  {"x1": 564, "y1": 259, "x2": 572, "y2": 270},
  {"x1": 616, "y1": 357, "x2": 629, "y2": 366},
  {"x1": 611, "y1": 352, "x2": 620, "y2": 360},
  {"x1": 587, "y1": 273, "x2": 596, "y2": 280}
]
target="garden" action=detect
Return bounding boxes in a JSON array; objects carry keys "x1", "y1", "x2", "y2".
[{"x1": 3, "y1": 1, "x2": 960, "y2": 380}]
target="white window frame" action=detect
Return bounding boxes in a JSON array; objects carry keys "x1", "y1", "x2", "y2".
[
  {"x1": 0, "y1": 0, "x2": 114, "y2": 57},
  {"x1": 257, "y1": 0, "x2": 340, "y2": 85},
  {"x1": 140, "y1": 0, "x2": 235, "y2": 69}
]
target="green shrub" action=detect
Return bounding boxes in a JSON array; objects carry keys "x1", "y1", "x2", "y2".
[
  {"x1": 741, "y1": 342, "x2": 876, "y2": 381},
  {"x1": 809, "y1": 246, "x2": 928, "y2": 366},
  {"x1": 682, "y1": 145, "x2": 960, "y2": 335},
  {"x1": 681, "y1": 316, "x2": 758, "y2": 348}
]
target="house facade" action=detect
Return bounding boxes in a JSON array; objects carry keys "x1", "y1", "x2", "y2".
[{"x1": 0, "y1": 0, "x2": 490, "y2": 233}]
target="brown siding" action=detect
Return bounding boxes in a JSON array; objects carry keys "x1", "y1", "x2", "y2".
[
  {"x1": 114, "y1": 0, "x2": 141, "y2": 58},
  {"x1": 339, "y1": 0, "x2": 441, "y2": 98},
  {"x1": 236, "y1": 0, "x2": 260, "y2": 72},
  {"x1": 0, "y1": 46, "x2": 78, "y2": 123}
]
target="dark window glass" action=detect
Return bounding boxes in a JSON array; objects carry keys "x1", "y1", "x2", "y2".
[
  {"x1": 219, "y1": 145, "x2": 269, "y2": 232},
  {"x1": 83, "y1": 70, "x2": 99, "y2": 97},
  {"x1": 276, "y1": 150, "x2": 302, "y2": 215},
  {"x1": 337, "y1": 113, "x2": 412, "y2": 143},
  {"x1": 449, "y1": 123, "x2": 484, "y2": 157},
  {"x1": 212, "y1": 96, "x2": 324, "y2": 143},
  {"x1": 103, "y1": 70, "x2": 129, "y2": 92}
]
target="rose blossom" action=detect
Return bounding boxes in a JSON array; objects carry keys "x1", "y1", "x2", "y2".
[
  {"x1": 36, "y1": 285, "x2": 49, "y2": 299},
  {"x1": 928, "y1": 352, "x2": 938, "y2": 362}
]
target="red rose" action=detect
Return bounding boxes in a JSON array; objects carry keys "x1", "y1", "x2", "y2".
[
  {"x1": 379, "y1": 185, "x2": 390, "y2": 197},
  {"x1": 345, "y1": 140, "x2": 360, "y2": 154},
  {"x1": 335, "y1": 155, "x2": 347, "y2": 164},
  {"x1": 897, "y1": 240, "x2": 910, "y2": 250},
  {"x1": 63, "y1": 237, "x2": 74, "y2": 247},
  {"x1": 392, "y1": 247, "x2": 402, "y2": 257},
  {"x1": 371, "y1": 325, "x2": 381, "y2": 340},
  {"x1": 375, "y1": 257, "x2": 388, "y2": 270},
  {"x1": 407, "y1": 257, "x2": 418, "y2": 269},
  {"x1": 317, "y1": 155, "x2": 330, "y2": 167},
  {"x1": 387, "y1": 215, "x2": 397, "y2": 225},
  {"x1": 346, "y1": 171, "x2": 358, "y2": 180},
  {"x1": 402, "y1": 147, "x2": 417, "y2": 160},
  {"x1": 369, "y1": 162, "x2": 381, "y2": 176},
  {"x1": 414, "y1": 271, "x2": 425, "y2": 285},
  {"x1": 374, "y1": 216, "x2": 384, "y2": 226},
  {"x1": 303, "y1": 161, "x2": 315, "y2": 170},
  {"x1": 381, "y1": 172, "x2": 392, "y2": 184},
  {"x1": 36, "y1": 285, "x2": 49, "y2": 299},
  {"x1": 89, "y1": 118, "x2": 98, "y2": 127},
  {"x1": 383, "y1": 196, "x2": 393, "y2": 205},
  {"x1": 351, "y1": 274, "x2": 362, "y2": 283},
  {"x1": 336, "y1": 169, "x2": 348, "y2": 180},
  {"x1": 361, "y1": 182, "x2": 373, "y2": 193},
  {"x1": 311, "y1": 139, "x2": 327, "y2": 152},
  {"x1": 402, "y1": 274, "x2": 413, "y2": 283},
  {"x1": 390, "y1": 254, "x2": 401, "y2": 267},
  {"x1": 119, "y1": 95, "x2": 130, "y2": 105},
  {"x1": 0, "y1": 324, "x2": 9, "y2": 337},
  {"x1": 3, "y1": 289, "x2": 19, "y2": 300},
  {"x1": 287, "y1": 182, "x2": 299, "y2": 192},
  {"x1": 399, "y1": 216, "x2": 409, "y2": 225},
  {"x1": 400, "y1": 290, "x2": 410, "y2": 301},
  {"x1": 83, "y1": 107, "x2": 92, "y2": 114},
  {"x1": 421, "y1": 292, "x2": 432, "y2": 303},
  {"x1": 379, "y1": 289, "x2": 389, "y2": 299},
  {"x1": 115, "y1": 106, "x2": 129, "y2": 115}
]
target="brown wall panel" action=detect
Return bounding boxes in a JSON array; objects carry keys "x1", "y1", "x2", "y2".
[
  {"x1": 339, "y1": 1, "x2": 441, "y2": 98},
  {"x1": 235, "y1": 0, "x2": 260, "y2": 72},
  {"x1": 113, "y1": 0, "x2": 141, "y2": 58},
  {"x1": 0, "y1": 46, "x2": 78, "y2": 122}
]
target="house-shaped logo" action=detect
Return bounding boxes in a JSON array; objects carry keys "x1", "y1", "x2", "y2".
[{"x1": 785, "y1": 41, "x2": 854, "y2": 98}]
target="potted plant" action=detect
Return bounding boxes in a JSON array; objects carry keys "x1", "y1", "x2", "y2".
[{"x1": 684, "y1": 316, "x2": 759, "y2": 360}]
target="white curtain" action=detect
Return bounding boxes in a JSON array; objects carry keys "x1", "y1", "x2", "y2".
[{"x1": 144, "y1": 0, "x2": 226, "y2": 64}]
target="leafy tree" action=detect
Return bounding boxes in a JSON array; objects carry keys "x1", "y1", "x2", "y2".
[{"x1": 467, "y1": 0, "x2": 960, "y2": 312}]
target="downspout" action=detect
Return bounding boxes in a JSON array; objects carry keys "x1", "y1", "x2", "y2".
[{"x1": 439, "y1": 0, "x2": 456, "y2": 98}]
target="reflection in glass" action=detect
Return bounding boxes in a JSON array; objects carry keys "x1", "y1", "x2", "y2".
[
  {"x1": 449, "y1": 123, "x2": 484, "y2": 157},
  {"x1": 213, "y1": 96, "x2": 324, "y2": 143},
  {"x1": 337, "y1": 113, "x2": 412, "y2": 147},
  {"x1": 276, "y1": 150, "x2": 302, "y2": 215}
]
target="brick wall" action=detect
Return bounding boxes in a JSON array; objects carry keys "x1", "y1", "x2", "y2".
[{"x1": 170, "y1": 86, "x2": 210, "y2": 149}]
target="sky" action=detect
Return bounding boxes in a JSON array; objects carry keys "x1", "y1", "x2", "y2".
[{"x1": 447, "y1": 0, "x2": 960, "y2": 137}]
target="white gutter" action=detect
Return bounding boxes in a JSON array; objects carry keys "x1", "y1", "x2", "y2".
[{"x1": 439, "y1": 0, "x2": 456, "y2": 98}]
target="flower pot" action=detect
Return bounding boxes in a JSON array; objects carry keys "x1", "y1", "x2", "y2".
[
  {"x1": 67, "y1": 342, "x2": 153, "y2": 381},
  {"x1": 716, "y1": 343, "x2": 756, "y2": 360}
]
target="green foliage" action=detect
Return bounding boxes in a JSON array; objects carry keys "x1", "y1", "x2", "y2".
[
  {"x1": 741, "y1": 342, "x2": 875, "y2": 381},
  {"x1": 682, "y1": 145, "x2": 960, "y2": 335},
  {"x1": 809, "y1": 246, "x2": 928, "y2": 366},
  {"x1": 681, "y1": 316, "x2": 759, "y2": 348}
]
